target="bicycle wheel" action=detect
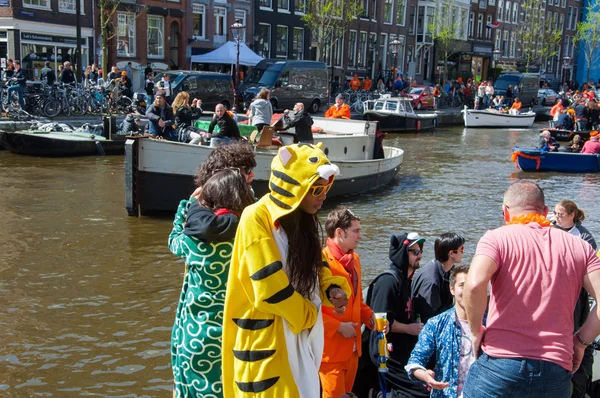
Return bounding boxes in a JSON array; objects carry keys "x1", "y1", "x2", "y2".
[
  {"x1": 61, "y1": 98, "x2": 71, "y2": 117},
  {"x1": 117, "y1": 96, "x2": 133, "y2": 114},
  {"x1": 42, "y1": 99, "x2": 62, "y2": 118}
]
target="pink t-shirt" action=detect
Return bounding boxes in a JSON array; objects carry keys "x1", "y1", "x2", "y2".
[
  {"x1": 476, "y1": 223, "x2": 600, "y2": 370},
  {"x1": 580, "y1": 140, "x2": 600, "y2": 154}
]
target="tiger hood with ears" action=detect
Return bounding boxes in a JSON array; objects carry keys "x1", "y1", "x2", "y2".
[{"x1": 222, "y1": 143, "x2": 349, "y2": 398}]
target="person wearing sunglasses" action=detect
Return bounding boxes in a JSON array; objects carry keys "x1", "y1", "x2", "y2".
[
  {"x1": 222, "y1": 143, "x2": 352, "y2": 398},
  {"x1": 412, "y1": 232, "x2": 466, "y2": 325},
  {"x1": 405, "y1": 264, "x2": 476, "y2": 398},
  {"x1": 355, "y1": 232, "x2": 429, "y2": 398}
]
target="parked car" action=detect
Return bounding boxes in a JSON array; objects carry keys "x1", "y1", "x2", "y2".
[
  {"x1": 406, "y1": 86, "x2": 435, "y2": 109},
  {"x1": 538, "y1": 88, "x2": 559, "y2": 106},
  {"x1": 494, "y1": 72, "x2": 539, "y2": 106},
  {"x1": 153, "y1": 71, "x2": 234, "y2": 110}
]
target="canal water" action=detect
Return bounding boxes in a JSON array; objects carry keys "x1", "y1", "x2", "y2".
[{"x1": 1, "y1": 124, "x2": 599, "y2": 396}]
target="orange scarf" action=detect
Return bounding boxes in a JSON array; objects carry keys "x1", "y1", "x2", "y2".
[
  {"x1": 505, "y1": 213, "x2": 551, "y2": 227},
  {"x1": 326, "y1": 238, "x2": 357, "y2": 294}
]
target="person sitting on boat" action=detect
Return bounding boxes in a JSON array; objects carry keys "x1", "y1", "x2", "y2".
[
  {"x1": 569, "y1": 134, "x2": 584, "y2": 153},
  {"x1": 172, "y1": 91, "x2": 208, "y2": 145},
  {"x1": 146, "y1": 91, "x2": 176, "y2": 140},
  {"x1": 538, "y1": 130, "x2": 559, "y2": 152},
  {"x1": 208, "y1": 103, "x2": 241, "y2": 146},
  {"x1": 350, "y1": 74, "x2": 361, "y2": 91},
  {"x1": 509, "y1": 97, "x2": 522, "y2": 114},
  {"x1": 283, "y1": 102, "x2": 314, "y2": 143},
  {"x1": 118, "y1": 113, "x2": 142, "y2": 135},
  {"x1": 581, "y1": 131, "x2": 600, "y2": 154},
  {"x1": 325, "y1": 94, "x2": 351, "y2": 119},
  {"x1": 492, "y1": 95, "x2": 504, "y2": 110}
]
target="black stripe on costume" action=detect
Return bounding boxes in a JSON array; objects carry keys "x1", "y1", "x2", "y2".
[
  {"x1": 236, "y1": 377, "x2": 279, "y2": 393},
  {"x1": 272, "y1": 170, "x2": 300, "y2": 185},
  {"x1": 269, "y1": 182, "x2": 294, "y2": 197},
  {"x1": 250, "y1": 261, "x2": 283, "y2": 280},
  {"x1": 321, "y1": 260, "x2": 330, "y2": 269},
  {"x1": 232, "y1": 318, "x2": 274, "y2": 330},
  {"x1": 269, "y1": 194, "x2": 292, "y2": 210},
  {"x1": 233, "y1": 349, "x2": 276, "y2": 362},
  {"x1": 297, "y1": 143, "x2": 314, "y2": 149},
  {"x1": 264, "y1": 284, "x2": 295, "y2": 304}
]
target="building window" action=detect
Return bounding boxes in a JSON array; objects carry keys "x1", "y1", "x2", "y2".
[
  {"x1": 509, "y1": 32, "x2": 515, "y2": 57},
  {"x1": 117, "y1": 12, "x2": 136, "y2": 57},
  {"x1": 567, "y1": 6, "x2": 572, "y2": 30},
  {"x1": 512, "y1": 3, "x2": 518, "y2": 23},
  {"x1": 561, "y1": 0, "x2": 565, "y2": 7},
  {"x1": 24, "y1": 0, "x2": 50, "y2": 8},
  {"x1": 497, "y1": 0, "x2": 503, "y2": 21},
  {"x1": 495, "y1": 29, "x2": 501, "y2": 51},
  {"x1": 572, "y1": 8, "x2": 578, "y2": 30},
  {"x1": 468, "y1": 12, "x2": 474, "y2": 38},
  {"x1": 489, "y1": 0, "x2": 495, "y2": 5},
  {"x1": 486, "y1": 15, "x2": 492, "y2": 39},
  {"x1": 504, "y1": 1, "x2": 510, "y2": 23},
  {"x1": 384, "y1": 0, "x2": 393, "y2": 23},
  {"x1": 559, "y1": 14, "x2": 564, "y2": 31},
  {"x1": 214, "y1": 7, "x2": 226, "y2": 36},
  {"x1": 358, "y1": 31, "x2": 367, "y2": 67},
  {"x1": 257, "y1": 24, "x2": 270, "y2": 58},
  {"x1": 147, "y1": 16, "x2": 164, "y2": 58},
  {"x1": 234, "y1": 10, "x2": 247, "y2": 41},
  {"x1": 278, "y1": 0, "x2": 289, "y2": 11},
  {"x1": 371, "y1": 0, "x2": 377, "y2": 20},
  {"x1": 295, "y1": 0, "x2": 306, "y2": 14},
  {"x1": 192, "y1": 4, "x2": 206, "y2": 38},
  {"x1": 409, "y1": 5, "x2": 416, "y2": 34},
  {"x1": 348, "y1": 30, "x2": 357, "y2": 67},
  {"x1": 59, "y1": 0, "x2": 84, "y2": 13},
  {"x1": 260, "y1": 0, "x2": 272, "y2": 9},
  {"x1": 334, "y1": 33, "x2": 344, "y2": 66},
  {"x1": 360, "y1": 0, "x2": 368, "y2": 18},
  {"x1": 396, "y1": 0, "x2": 406, "y2": 25},
  {"x1": 276, "y1": 26, "x2": 288, "y2": 58},
  {"x1": 292, "y1": 27, "x2": 304, "y2": 59},
  {"x1": 477, "y1": 13, "x2": 483, "y2": 39},
  {"x1": 502, "y1": 30, "x2": 509, "y2": 56}
]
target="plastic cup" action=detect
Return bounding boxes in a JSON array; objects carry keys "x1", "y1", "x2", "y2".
[{"x1": 375, "y1": 312, "x2": 387, "y2": 332}]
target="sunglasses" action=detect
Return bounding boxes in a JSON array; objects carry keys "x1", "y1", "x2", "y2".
[
  {"x1": 410, "y1": 249, "x2": 424, "y2": 256},
  {"x1": 309, "y1": 180, "x2": 334, "y2": 197}
]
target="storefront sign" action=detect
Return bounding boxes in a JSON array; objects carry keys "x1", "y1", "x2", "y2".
[
  {"x1": 0, "y1": 0, "x2": 10, "y2": 6},
  {"x1": 473, "y1": 45, "x2": 492, "y2": 54},
  {"x1": 19, "y1": 10, "x2": 35, "y2": 17},
  {"x1": 21, "y1": 32, "x2": 86, "y2": 45}
]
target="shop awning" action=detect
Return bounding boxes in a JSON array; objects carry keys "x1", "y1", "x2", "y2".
[{"x1": 190, "y1": 41, "x2": 263, "y2": 67}]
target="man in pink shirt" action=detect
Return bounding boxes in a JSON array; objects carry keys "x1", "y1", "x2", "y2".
[
  {"x1": 463, "y1": 181, "x2": 600, "y2": 397},
  {"x1": 581, "y1": 131, "x2": 600, "y2": 154}
]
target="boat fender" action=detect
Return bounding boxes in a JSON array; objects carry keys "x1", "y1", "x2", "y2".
[{"x1": 95, "y1": 140, "x2": 106, "y2": 156}]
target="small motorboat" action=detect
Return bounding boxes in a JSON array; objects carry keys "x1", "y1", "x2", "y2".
[
  {"x1": 511, "y1": 146, "x2": 600, "y2": 173},
  {"x1": 362, "y1": 97, "x2": 437, "y2": 132},
  {"x1": 463, "y1": 106, "x2": 536, "y2": 128},
  {"x1": 539, "y1": 128, "x2": 592, "y2": 142}
]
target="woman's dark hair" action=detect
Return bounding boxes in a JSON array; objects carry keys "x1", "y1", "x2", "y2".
[
  {"x1": 278, "y1": 209, "x2": 323, "y2": 298},
  {"x1": 557, "y1": 200, "x2": 585, "y2": 223},
  {"x1": 434, "y1": 232, "x2": 465, "y2": 262},
  {"x1": 194, "y1": 142, "x2": 257, "y2": 187},
  {"x1": 200, "y1": 169, "x2": 254, "y2": 214}
]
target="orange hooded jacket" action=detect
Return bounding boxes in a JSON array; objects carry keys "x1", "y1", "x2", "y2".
[
  {"x1": 321, "y1": 246, "x2": 374, "y2": 363},
  {"x1": 325, "y1": 104, "x2": 351, "y2": 119}
]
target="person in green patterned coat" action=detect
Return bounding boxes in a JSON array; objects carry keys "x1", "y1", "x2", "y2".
[{"x1": 168, "y1": 168, "x2": 255, "y2": 398}]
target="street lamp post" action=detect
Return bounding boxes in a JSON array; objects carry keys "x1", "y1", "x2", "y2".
[
  {"x1": 389, "y1": 37, "x2": 402, "y2": 85},
  {"x1": 562, "y1": 56, "x2": 571, "y2": 92},
  {"x1": 492, "y1": 49, "x2": 502, "y2": 82},
  {"x1": 230, "y1": 19, "x2": 245, "y2": 112}
]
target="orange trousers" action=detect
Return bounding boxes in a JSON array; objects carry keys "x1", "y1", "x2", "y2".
[{"x1": 319, "y1": 352, "x2": 359, "y2": 398}]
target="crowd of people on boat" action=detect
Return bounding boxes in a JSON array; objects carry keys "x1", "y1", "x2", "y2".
[{"x1": 164, "y1": 138, "x2": 600, "y2": 398}]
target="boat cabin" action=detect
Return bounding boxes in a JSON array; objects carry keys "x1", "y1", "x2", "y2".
[{"x1": 363, "y1": 97, "x2": 416, "y2": 115}]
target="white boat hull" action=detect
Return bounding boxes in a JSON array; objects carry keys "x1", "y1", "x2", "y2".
[{"x1": 462, "y1": 107, "x2": 536, "y2": 128}]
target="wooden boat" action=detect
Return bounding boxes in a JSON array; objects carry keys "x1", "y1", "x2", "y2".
[
  {"x1": 462, "y1": 106, "x2": 536, "y2": 128},
  {"x1": 0, "y1": 129, "x2": 126, "y2": 156},
  {"x1": 362, "y1": 97, "x2": 437, "y2": 132},
  {"x1": 539, "y1": 128, "x2": 592, "y2": 142},
  {"x1": 511, "y1": 146, "x2": 600, "y2": 173},
  {"x1": 125, "y1": 117, "x2": 404, "y2": 216}
]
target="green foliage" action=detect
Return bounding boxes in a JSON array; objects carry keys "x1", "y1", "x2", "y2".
[
  {"x1": 573, "y1": 4, "x2": 600, "y2": 82},
  {"x1": 517, "y1": 0, "x2": 562, "y2": 72},
  {"x1": 428, "y1": 0, "x2": 463, "y2": 83}
]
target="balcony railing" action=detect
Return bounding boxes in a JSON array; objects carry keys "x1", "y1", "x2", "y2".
[{"x1": 213, "y1": 34, "x2": 227, "y2": 48}]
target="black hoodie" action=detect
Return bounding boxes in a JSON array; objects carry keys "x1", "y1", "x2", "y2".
[
  {"x1": 183, "y1": 200, "x2": 239, "y2": 243},
  {"x1": 364, "y1": 233, "x2": 429, "y2": 397}
]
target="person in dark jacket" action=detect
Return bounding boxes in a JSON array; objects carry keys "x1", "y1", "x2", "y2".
[
  {"x1": 538, "y1": 130, "x2": 560, "y2": 152},
  {"x1": 172, "y1": 91, "x2": 206, "y2": 144},
  {"x1": 118, "y1": 113, "x2": 142, "y2": 135},
  {"x1": 40, "y1": 61, "x2": 56, "y2": 86},
  {"x1": 208, "y1": 104, "x2": 241, "y2": 146},
  {"x1": 5, "y1": 60, "x2": 27, "y2": 108},
  {"x1": 146, "y1": 91, "x2": 176, "y2": 140},
  {"x1": 354, "y1": 232, "x2": 430, "y2": 398},
  {"x1": 86, "y1": 64, "x2": 99, "y2": 87},
  {"x1": 119, "y1": 71, "x2": 132, "y2": 98},
  {"x1": 59, "y1": 61, "x2": 76, "y2": 85},
  {"x1": 411, "y1": 232, "x2": 465, "y2": 325},
  {"x1": 556, "y1": 109, "x2": 574, "y2": 130},
  {"x1": 283, "y1": 102, "x2": 314, "y2": 143}
]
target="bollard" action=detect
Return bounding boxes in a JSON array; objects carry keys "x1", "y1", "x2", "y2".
[{"x1": 103, "y1": 116, "x2": 117, "y2": 140}]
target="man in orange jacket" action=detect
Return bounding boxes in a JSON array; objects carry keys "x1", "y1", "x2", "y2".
[
  {"x1": 320, "y1": 207, "x2": 378, "y2": 398},
  {"x1": 349, "y1": 73, "x2": 361, "y2": 91},
  {"x1": 325, "y1": 95, "x2": 351, "y2": 119}
]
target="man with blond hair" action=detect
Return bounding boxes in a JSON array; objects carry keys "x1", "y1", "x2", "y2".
[{"x1": 463, "y1": 180, "x2": 600, "y2": 397}]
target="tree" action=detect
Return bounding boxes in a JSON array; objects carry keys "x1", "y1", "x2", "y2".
[
  {"x1": 97, "y1": 0, "x2": 146, "y2": 75},
  {"x1": 517, "y1": 0, "x2": 562, "y2": 72},
  {"x1": 428, "y1": 0, "x2": 463, "y2": 85},
  {"x1": 573, "y1": 4, "x2": 600, "y2": 84},
  {"x1": 302, "y1": 0, "x2": 363, "y2": 63}
]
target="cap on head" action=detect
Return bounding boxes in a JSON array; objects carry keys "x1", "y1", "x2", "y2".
[
  {"x1": 404, "y1": 232, "x2": 425, "y2": 247},
  {"x1": 121, "y1": 71, "x2": 127, "y2": 76},
  {"x1": 591, "y1": 130, "x2": 599, "y2": 137},
  {"x1": 335, "y1": 94, "x2": 343, "y2": 101}
]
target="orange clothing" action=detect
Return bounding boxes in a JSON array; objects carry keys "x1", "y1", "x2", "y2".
[
  {"x1": 319, "y1": 352, "x2": 359, "y2": 398},
  {"x1": 550, "y1": 103, "x2": 564, "y2": 117},
  {"x1": 320, "y1": 247, "x2": 373, "y2": 363},
  {"x1": 511, "y1": 101, "x2": 522, "y2": 111},
  {"x1": 325, "y1": 104, "x2": 351, "y2": 119},
  {"x1": 349, "y1": 78, "x2": 361, "y2": 91},
  {"x1": 362, "y1": 78, "x2": 372, "y2": 91}
]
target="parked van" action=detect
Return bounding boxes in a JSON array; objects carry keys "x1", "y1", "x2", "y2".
[
  {"x1": 494, "y1": 72, "x2": 540, "y2": 106},
  {"x1": 240, "y1": 60, "x2": 328, "y2": 113},
  {"x1": 154, "y1": 71, "x2": 234, "y2": 110}
]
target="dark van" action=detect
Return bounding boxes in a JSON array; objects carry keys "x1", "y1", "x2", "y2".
[
  {"x1": 154, "y1": 71, "x2": 234, "y2": 110},
  {"x1": 494, "y1": 72, "x2": 540, "y2": 106},
  {"x1": 240, "y1": 60, "x2": 328, "y2": 113}
]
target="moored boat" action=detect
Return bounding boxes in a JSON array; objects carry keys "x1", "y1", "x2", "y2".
[
  {"x1": 539, "y1": 128, "x2": 592, "y2": 142},
  {"x1": 363, "y1": 97, "x2": 437, "y2": 132},
  {"x1": 511, "y1": 146, "x2": 600, "y2": 173},
  {"x1": 463, "y1": 106, "x2": 536, "y2": 128},
  {"x1": 125, "y1": 118, "x2": 404, "y2": 216}
]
